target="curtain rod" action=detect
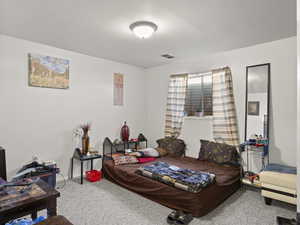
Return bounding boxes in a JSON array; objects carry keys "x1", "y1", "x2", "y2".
[
  {"x1": 212, "y1": 66, "x2": 230, "y2": 73},
  {"x1": 170, "y1": 66, "x2": 230, "y2": 78},
  {"x1": 170, "y1": 73, "x2": 188, "y2": 78}
]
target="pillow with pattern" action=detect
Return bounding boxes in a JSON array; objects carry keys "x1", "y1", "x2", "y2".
[
  {"x1": 156, "y1": 137, "x2": 186, "y2": 157},
  {"x1": 198, "y1": 140, "x2": 240, "y2": 166},
  {"x1": 155, "y1": 147, "x2": 168, "y2": 157},
  {"x1": 112, "y1": 155, "x2": 138, "y2": 166}
]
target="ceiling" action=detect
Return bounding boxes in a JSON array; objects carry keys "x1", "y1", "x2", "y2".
[{"x1": 0, "y1": 0, "x2": 296, "y2": 68}]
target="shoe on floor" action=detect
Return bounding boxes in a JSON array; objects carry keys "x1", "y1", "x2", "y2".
[
  {"x1": 277, "y1": 216, "x2": 297, "y2": 225},
  {"x1": 174, "y1": 213, "x2": 193, "y2": 225},
  {"x1": 167, "y1": 210, "x2": 181, "y2": 224}
]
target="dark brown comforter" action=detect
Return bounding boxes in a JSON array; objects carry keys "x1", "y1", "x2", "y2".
[{"x1": 103, "y1": 156, "x2": 241, "y2": 217}]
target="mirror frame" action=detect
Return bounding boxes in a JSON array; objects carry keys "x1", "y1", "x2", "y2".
[{"x1": 244, "y1": 63, "x2": 271, "y2": 141}]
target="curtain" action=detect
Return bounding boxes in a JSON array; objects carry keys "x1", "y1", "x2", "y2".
[
  {"x1": 164, "y1": 74, "x2": 188, "y2": 137},
  {"x1": 212, "y1": 67, "x2": 240, "y2": 146}
]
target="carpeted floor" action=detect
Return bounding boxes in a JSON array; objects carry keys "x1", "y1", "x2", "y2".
[{"x1": 53, "y1": 179, "x2": 295, "y2": 225}]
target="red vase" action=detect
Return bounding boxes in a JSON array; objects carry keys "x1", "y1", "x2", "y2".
[{"x1": 121, "y1": 121, "x2": 130, "y2": 142}]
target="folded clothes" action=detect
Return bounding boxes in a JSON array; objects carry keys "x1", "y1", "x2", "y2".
[
  {"x1": 136, "y1": 161, "x2": 215, "y2": 193},
  {"x1": 138, "y1": 148, "x2": 160, "y2": 157},
  {"x1": 128, "y1": 148, "x2": 160, "y2": 158},
  {"x1": 5, "y1": 216, "x2": 46, "y2": 225},
  {"x1": 137, "y1": 157, "x2": 156, "y2": 163}
]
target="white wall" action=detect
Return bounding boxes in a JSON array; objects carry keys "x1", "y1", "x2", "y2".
[
  {"x1": 145, "y1": 37, "x2": 297, "y2": 167},
  {"x1": 0, "y1": 35, "x2": 146, "y2": 179},
  {"x1": 297, "y1": 0, "x2": 300, "y2": 213},
  {"x1": 0, "y1": 34, "x2": 297, "y2": 183},
  {"x1": 180, "y1": 117, "x2": 213, "y2": 158}
]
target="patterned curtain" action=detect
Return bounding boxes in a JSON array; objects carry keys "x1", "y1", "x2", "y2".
[
  {"x1": 212, "y1": 67, "x2": 240, "y2": 146},
  {"x1": 164, "y1": 74, "x2": 188, "y2": 137}
]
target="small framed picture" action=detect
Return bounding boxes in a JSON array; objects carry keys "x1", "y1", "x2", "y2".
[
  {"x1": 113, "y1": 73, "x2": 124, "y2": 106},
  {"x1": 248, "y1": 101, "x2": 260, "y2": 116}
]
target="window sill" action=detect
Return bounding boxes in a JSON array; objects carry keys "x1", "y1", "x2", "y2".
[{"x1": 184, "y1": 116, "x2": 213, "y2": 121}]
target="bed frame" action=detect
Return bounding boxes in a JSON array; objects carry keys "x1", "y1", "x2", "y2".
[{"x1": 101, "y1": 139, "x2": 241, "y2": 217}]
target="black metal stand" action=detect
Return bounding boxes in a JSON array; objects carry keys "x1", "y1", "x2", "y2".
[
  {"x1": 245, "y1": 144, "x2": 269, "y2": 173},
  {"x1": 102, "y1": 133, "x2": 147, "y2": 158},
  {"x1": 102, "y1": 133, "x2": 147, "y2": 175},
  {"x1": 71, "y1": 150, "x2": 102, "y2": 184},
  {"x1": 241, "y1": 144, "x2": 270, "y2": 187}
]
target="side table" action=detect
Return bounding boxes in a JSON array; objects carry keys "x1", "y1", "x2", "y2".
[
  {"x1": 71, "y1": 150, "x2": 102, "y2": 184},
  {"x1": 0, "y1": 179, "x2": 60, "y2": 225}
]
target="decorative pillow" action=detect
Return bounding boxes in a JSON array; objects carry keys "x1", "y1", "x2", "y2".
[
  {"x1": 156, "y1": 137, "x2": 186, "y2": 157},
  {"x1": 111, "y1": 153, "x2": 123, "y2": 157},
  {"x1": 112, "y1": 155, "x2": 138, "y2": 166},
  {"x1": 138, "y1": 148, "x2": 160, "y2": 157},
  {"x1": 198, "y1": 140, "x2": 240, "y2": 166},
  {"x1": 155, "y1": 147, "x2": 168, "y2": 157},
  {"x1": 128, "y1": 151, "x2": 143, "y2": 157}
]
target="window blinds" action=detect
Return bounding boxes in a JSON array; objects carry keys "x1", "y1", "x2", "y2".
[{"x1": 184, "y1": 73, "x2": 212, "y2": 116}]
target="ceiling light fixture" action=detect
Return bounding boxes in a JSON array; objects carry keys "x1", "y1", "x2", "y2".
[{"x1": 129, "y1": 21, "x2": 158, "y2": 39}]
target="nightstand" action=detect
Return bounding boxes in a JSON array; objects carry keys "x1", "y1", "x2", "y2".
[{"x1": 71, "y1": 149, "x2": 102, "y2": 184}]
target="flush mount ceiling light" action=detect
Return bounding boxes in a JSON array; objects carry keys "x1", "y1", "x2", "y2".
[{"x1": 129, "y1": 21, "x2": 158, "y2": 39}]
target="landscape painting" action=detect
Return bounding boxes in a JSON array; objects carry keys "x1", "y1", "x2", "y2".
[{"x1": 28, "y1": 53, "x2": 69, "y2": 89}]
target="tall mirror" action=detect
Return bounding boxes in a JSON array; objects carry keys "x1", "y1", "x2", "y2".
[{"x1": 245, "y1": 63, "x2": 270, "y2": 141}]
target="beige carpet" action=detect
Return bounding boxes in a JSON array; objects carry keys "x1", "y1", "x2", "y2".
[{"x1": 53, "y1": 179, "x2": 295, "y2": 225}]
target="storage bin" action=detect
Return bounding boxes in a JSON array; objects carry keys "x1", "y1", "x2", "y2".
[{"x1": 85, "y1": 170, "x2": 102, "y2": 182}]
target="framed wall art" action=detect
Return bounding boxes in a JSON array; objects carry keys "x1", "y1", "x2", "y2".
[
  {"x1": 113, "y1": 73, "x2": 124, "y2": 106},
  {"x1": 248, "y1": 101, "x2": 260, "y2": 116},
  {"x1": 28, "y1": 53, "x2": 69, "y2": 89}
]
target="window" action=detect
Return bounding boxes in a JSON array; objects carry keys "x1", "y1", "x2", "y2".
[{"x1": 184, "y1": 72, "x2": 213, "y2": 117}]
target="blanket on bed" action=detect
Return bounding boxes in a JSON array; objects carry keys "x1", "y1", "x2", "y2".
[{"x1": 136, "y1": 161, "x2": 215, "y2": 193}]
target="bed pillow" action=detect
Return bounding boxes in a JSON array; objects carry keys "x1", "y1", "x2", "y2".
[
  {"x1": 138, "y1": 148, "x2": 160, "y2": 157},
  {"x1": 155, "y1": 147, "x2": 168, "y2": 157},
  {"x1": 112, "y1": 155, "x2": 138, "y2": 166},
  {"x1": 128, "y1": 151, "x2": 143, "y2": 157},
  {"x1": 111, "y1": 153, "x2": 123, "y2": 157},
  {"x1": 198, "y1": 140, "x2": 240, "y2": 166},
  {"x1": 156, "y1": 137, "x2": 186, "y2": 157}
]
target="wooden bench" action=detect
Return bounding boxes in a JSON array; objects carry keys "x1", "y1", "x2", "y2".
[{"x1": 260, "y1": 164, "x2": 296, "y2": 205}]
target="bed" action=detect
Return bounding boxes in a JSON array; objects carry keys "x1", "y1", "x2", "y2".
[{"x1": 102, "y1": 152, "x2": 241, "y2": 217}]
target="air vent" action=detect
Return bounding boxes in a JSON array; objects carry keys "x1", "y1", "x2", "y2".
[{"x1": 161, "y1": 54, "x2": 175, "y2": 59}]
